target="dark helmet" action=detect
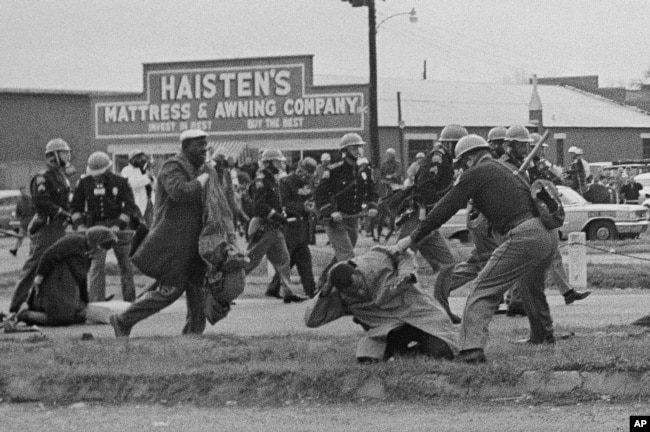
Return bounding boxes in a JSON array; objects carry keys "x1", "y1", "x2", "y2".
[
  {"x1": 454, "y1": 135, "x2": 491, "y2": 162},
  {"x1": 487, "y1": 126, "x2": 507, "y2": 142},
  {"x1": 440, "y1": 124, "x2": 469, "y2": 142},
  {"x1": 439, "y1": 124, "x2": 468, "y2": 154}
]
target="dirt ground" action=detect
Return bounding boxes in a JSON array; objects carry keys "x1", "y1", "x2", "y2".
[{"x1": 1, "y1": 400, "x2": 643, "y2": 432}]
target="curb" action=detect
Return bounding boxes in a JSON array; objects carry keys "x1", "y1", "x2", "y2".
[{"x1": 3, "y1": 370, "x2": 649, "y2": 405}]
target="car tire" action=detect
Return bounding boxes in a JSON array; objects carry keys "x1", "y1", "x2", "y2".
[{"x1": 587, "y1": 220, "x2": 617, "y2": 241}]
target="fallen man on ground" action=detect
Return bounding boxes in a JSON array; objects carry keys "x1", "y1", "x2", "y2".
[
  {"x1": 305, "y1": 246, "x2": 458, "y2": 363},
  {"x1": 6, "y1": 226, "x2": 117, "y2": 328}
]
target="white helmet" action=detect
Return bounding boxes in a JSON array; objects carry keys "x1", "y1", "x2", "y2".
[{"x1": 568, "y1": 146, "x2": 580, "y2": 154}]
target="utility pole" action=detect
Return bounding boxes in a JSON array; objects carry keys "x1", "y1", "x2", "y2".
[
  {"x1": 368, "y1": 0, "x2": 379, "y2": 168},
  {"x1": 341, "y1": 0, "x2": 416, "y2": 168}
]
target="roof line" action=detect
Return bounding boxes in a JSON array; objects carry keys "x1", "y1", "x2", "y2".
[{"x1": 563, "y1": 85, "x2": 650, "y2": 117}]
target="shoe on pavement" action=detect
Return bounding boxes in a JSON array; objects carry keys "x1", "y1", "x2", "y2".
[
  {"x1": 455, "y1": 348, "x2": 487, "y2": 364},
  {"x1": 109, "y1": 314, "x2": 131, "y2": 338},
  {"x1": 515, "y1": 334, "x2": 556, "y2": 345},
  {"x1": 283, "y1": 294, "x2": 308, "y2": 304},
  {"x1": 632, "y1": 314, "x2": 650, "y2": 327},
  {"x1": 9, "y1": 248, "x2": 17, "y2": 257},
  {"x1": 564, "y1": 289, "x2": 591, "y2": 305},
  {"x1": 264, "y1": 290, "x2": 282, "y2": 299},
  {"x1": 506, "y1": 307, "x2": 526, "y2": 317}
]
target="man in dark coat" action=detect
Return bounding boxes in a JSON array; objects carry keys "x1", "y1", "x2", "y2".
[
  {"x1": 109, "y1": 129, "x2": 214, "y2": 337},
  {"x1": 71, "y1": 151, "x2": 139, "y2": 302},
  {"x1": 266, "y1": 157, "x2": 318, "y2": 299},
  {"x1": 9, "y1": 138, "x2": 75, "y2": 314},
  {"x1": 13, "y1": 226, "x2": 117, "y2": 326}
]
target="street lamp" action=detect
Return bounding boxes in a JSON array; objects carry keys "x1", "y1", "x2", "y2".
[
  {"x1": 376, "y1": 8, "x2": 418, "y2": 30},
  {"x1": 342, "y1": 1, "x2": 417, "y2": 168}
]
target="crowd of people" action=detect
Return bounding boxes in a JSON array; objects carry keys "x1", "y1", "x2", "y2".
[{"x1": 3, "y1": 125, "x2": 649, "y2": 365}]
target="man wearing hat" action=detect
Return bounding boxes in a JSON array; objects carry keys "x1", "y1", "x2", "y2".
[
  {"x1": 120, "y1": 149, "x2": 154, "y2": 227},
  {"x1": 379, "y1": 148, "x2": 403, "y2": 193},
  {"x1": 110, "y1": 129, "x2": 215, "y2": 337},
  {"x1": 314, "y1": 133, "x2": 378, "y2": 289},
  {"x1": 314, "y1": 152, "x2": 331, "y2": 186},
  {"x1": 70, "y1": 151, "x2": 139, "y2": 302},
  {"x1": 8, "y1": 138, "x2": 75, "y2": 315},
  {"x1": 405, "y1": 152, "x2": 425, "y2": 186},
  {"x1": 566, "y1": 146, "x2": 588, "y2": 194},
  {"x1": 265, "y1": 157, "x2": 319, "y2": 299},
  {"x1": 245, "y1": 148, "x2": 307, "y2": 303}
]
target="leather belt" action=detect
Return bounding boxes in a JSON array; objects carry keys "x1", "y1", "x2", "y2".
[{"x1": 503, "y1": 211, "x2": 535, "y2": 233}]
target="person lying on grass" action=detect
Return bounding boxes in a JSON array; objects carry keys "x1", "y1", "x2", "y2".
[
  {"x1": 305, "y1": 246, "x2": 458, "y2": 363},
  {"x1": 10, "y1": 226, "x2": 117, "y2": 327}
]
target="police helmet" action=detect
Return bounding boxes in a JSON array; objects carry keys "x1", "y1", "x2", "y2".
[
  {"x1": 339, "y1": 133, "x2": 366, "y2": 149},
  {"x1": 487, "y1": 126, "x2": 507, "y2": 142},
  {"x1": 45, "y1": 138, "x2": 70, "y2": 155},
  {"x1": 439, "y1": 124, "x2": 469, "y2": 142},
  {"x1": 261, "y1": 148, "x2": 286, "y2": 162},
  {"x1": 299, "y1": 157, "x2": 318, "y2": 175},
  {"x1": 86, "y1": 151, "x2": 113, "y2": 176},
  {"x1": 454, "y1": 135, "x2": 491, "y2": 161},
  {"x1": 505, "y1": 125, "x2": 533, "y2": 143}
]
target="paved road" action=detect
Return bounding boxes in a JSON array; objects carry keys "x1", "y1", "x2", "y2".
[{"x1": 1, "y1": 234, "x2": 649, "y2": 341}]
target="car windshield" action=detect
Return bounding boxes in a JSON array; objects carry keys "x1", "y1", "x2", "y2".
[{"x1": 558, "y1": 186, "x2": 587, "y2": 206}]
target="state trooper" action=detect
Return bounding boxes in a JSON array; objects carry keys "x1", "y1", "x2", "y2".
[
  {"x1": 394, "y1": 124, "x2": 467, "y2": 274},
  {"x1": 266, "y1": 157, "x2": 319, "y2": 299},
  {"x1": 394, "y1": 134, "x2": 558, "y2": 363},
  {"x1": 486, "y1": 126, "x2": 508, "y2": 158},
  {"x1": 314, "y1": 133, "x2": 378, "y2": 285},
  {"x1": 434, "y1": 126, "x2": 508, "y2": 323},
  {"x1": 435, "y1": 127, "x2": 589, "y2": 324},
  {"x1": 70, "y1": 151, "x2": 139, "y2": 302},
  {"x1": 8, "y1": 138, "x2": 75, "y2": 314},
  {"x1": 245, "y1": 149, "x2": 306, "y2": 303},
  {"x1": 503, "y1": 128, "x2": 590, "y2": 314}
]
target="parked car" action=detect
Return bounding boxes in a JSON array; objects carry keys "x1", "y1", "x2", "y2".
[
  {"x1": 438, "y1": 185, "x2": 649, "y2": 242},
  {"x1": 0, "y1": 190, "x2": 22, "y2": 235},
  {"x1": 558, "y1": 185, "x2": 649, "y2": 240}
]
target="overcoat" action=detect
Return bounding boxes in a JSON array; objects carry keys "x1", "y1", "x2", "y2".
[
  {"x1": 305, "y1": 248, "x2": 459, "y2": 359},
  {"x1": 131, "y1": 153, "x2": 206, "y2": 286}
]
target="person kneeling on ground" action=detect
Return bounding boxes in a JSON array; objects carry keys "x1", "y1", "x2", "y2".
[
  {"x1": 305, "y1": 246, "x2": 458, "y2": 363},
  {"x1": 12, "y1": 226, "x2": 117, "y2": 326}
]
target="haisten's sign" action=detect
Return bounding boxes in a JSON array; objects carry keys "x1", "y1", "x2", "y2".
[{"x1": 94, "y1": 57, "x2": 367, "y2": 139}]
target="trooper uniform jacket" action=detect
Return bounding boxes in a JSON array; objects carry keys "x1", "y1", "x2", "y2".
[
  {"x1": 411, "y1": 154, "x2": 537, "y2": 242},
  {"x1": 250, "y1": 167, "x2": 283, "y2": 220},
  {"x1": 314, "y1": 159, "x2": 378, "y2": 218},
  {"x1": 70, "y1": 172, "x2": 138, "y2": 230},
  {"x1": 30, "y1": 165, "x2": 71, "y2": 220},
  {"x1": 413, "y1": 143, "x2": 455, "y2": 209}
]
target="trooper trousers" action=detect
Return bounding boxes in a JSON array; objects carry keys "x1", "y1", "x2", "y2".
[
  {"x1": 245, "y1": 227, "x2": 295, "y2": 297},
  {"x1": 88, "y1": 229, "x2": 135, "y2": 302},
  {"x1": 459, "y1": 217, "x2": 557, "y2": 350}
]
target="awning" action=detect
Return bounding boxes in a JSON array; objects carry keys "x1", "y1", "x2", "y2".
[
  {"x1": 107, "y1": 137, "x2": 339, "y2": 161},
  {"x1": 207, "y1": 141, "x2": 249, "y2": 160}
]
